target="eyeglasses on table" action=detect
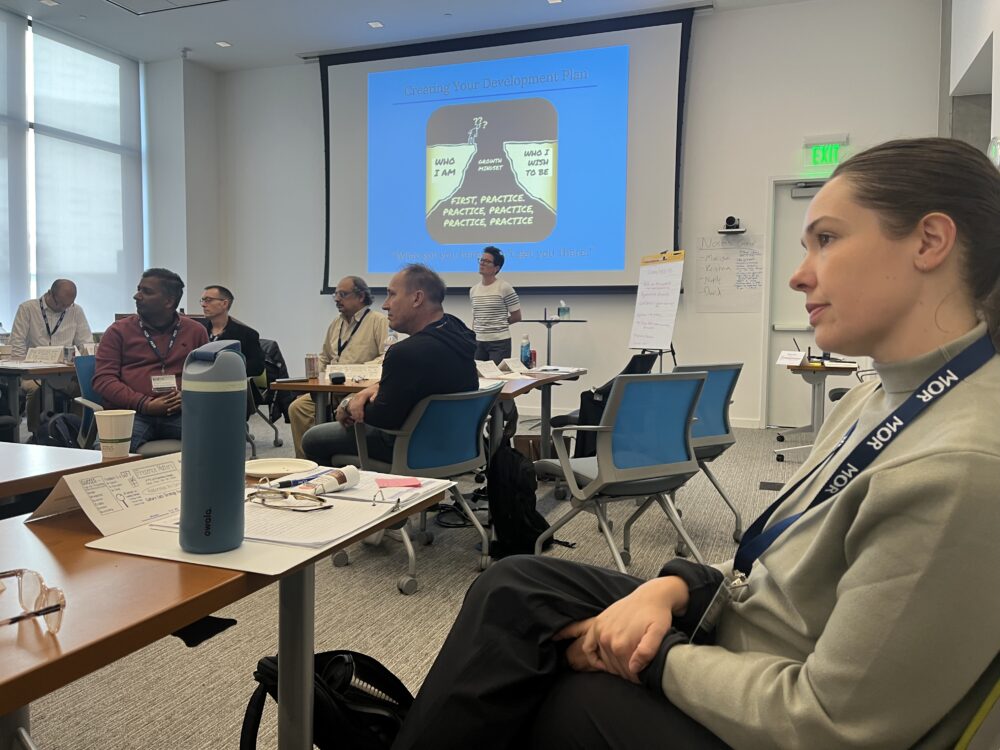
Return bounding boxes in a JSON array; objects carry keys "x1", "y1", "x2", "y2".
[
  {"x1": 247, "y1": 487, "x2": 334, "y2": 512},
  {"x1": 0, "y1": 568, "x2": 67, "y2": 635}
]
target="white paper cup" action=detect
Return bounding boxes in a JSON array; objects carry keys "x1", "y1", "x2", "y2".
[{"x1": 95, "y1": 409, "x2": 135, "y2": 459}]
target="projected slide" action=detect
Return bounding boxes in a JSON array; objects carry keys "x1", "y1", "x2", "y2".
[
  {"x1": 425, "y1": 98, "x2": 557, "y2": 244},
  {"x1": 367, "y1": 45, "x2": 629, "y2": 274}
]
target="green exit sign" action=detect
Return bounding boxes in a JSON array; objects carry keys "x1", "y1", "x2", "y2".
[{"x1": 809, "y1": 143, "x2": 841, "y2": 166}]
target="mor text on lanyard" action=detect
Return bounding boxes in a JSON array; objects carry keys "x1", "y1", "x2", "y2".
[
  {"x1": 139, "y1": 318, "x2": 182, "y2": 374},
  {"x1": 337, "y1": 308, "x2": 369, "y2": 356},
  {"x1": 733, "y1": 334, "x2": 997, "y2": 579},
  {"x1": 40, "y1": 298, "x2": 67, "y2": 344}
]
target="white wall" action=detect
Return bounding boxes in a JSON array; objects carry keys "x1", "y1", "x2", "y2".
[
  {"x1": 144, "y1": 58, "x2": 187, "y2": 286},
  {"x1": 183, "y1": 61, "x2": 222, "y2": 296},
  {"x1": 951, "y1": 0, "x2": 1000, "y2": 133},
  {"x1": 144, "y1": 58, "x2": 223, "y2": 313},
  {"x1": 209, "y1": 0, "x2": 941, "y2": 423}
]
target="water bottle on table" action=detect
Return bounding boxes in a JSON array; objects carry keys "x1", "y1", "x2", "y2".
[
  {"x1": 179, "y1": 340, "x2": 247, "y2": 554},
  {"x1": 520, "y1": 334, "x2": 531, "y2": 368}
]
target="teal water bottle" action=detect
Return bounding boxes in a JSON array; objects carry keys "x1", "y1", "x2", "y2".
[
  {"x1": 179, "y1": 340, "x2": 247, "y2": 553},
  {"x1": 520, "y1": 334, "x2": 531, "y2": 367}
]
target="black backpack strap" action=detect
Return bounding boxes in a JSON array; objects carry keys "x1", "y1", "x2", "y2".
[{"x1": 239, "y1": 682, "x2": 269, "y2": 750}]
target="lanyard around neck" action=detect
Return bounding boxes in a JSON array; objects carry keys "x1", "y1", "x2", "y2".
[
  {"x1": 139, "y1": 317, "x2": 181, "y2": 373},
  {"x1": 337, "y1": 308, "x2": 369, "y2": 356},
  {"x1": 734, "y1": 333, "x2": 996, "y2": 577},
  {"x1": 40, "y1": 298, "x2": 67, "y2": 343}
]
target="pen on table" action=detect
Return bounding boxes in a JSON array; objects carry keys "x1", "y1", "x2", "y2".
[{"x1": 270, "y1": 470, "x2": 329, "y2": 488}]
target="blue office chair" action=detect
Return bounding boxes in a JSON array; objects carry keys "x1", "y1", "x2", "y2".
[
  {"x1": 74, "y1": 355, "x2": 182, "y2": 457},
  {"x1": 650, "y1": 363, "x2": 744, "y2": 546},
  {"x1": 333, "y1": 382, "x2": 504, "y2": 594},
  {"x1": 533, "y1": 372, "x2": 706, "y2": 572}
]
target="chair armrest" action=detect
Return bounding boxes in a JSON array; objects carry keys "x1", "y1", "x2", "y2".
[
  {"x1": 551, "y1": 425, "x2": 613, "y2": 435},
  {"x1": 75, "y1": 396, "x2": 103, "y2": 413}
]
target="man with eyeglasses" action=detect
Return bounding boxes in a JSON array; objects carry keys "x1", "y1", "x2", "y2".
[
  {"x1": 9, "y1": 278, "x2": 93, "y2": 436},
  {"x1": 198, "y1": 285, "x2": 265, "y2": 378},
  {"x1": 288, "y1": 276, "x2": 388, "y2": 458},
  {"x1": 471, "y1": 246, "x2": 521, "y2": 364}
]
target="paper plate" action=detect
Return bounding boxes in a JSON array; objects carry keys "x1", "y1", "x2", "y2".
[{"x1": 244, "y1": 458, "x2": 318, "y2": 479}]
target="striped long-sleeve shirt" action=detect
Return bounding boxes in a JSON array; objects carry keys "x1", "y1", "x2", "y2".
[{"x1": 470, "y1": 280, "x2": 520, "y2": 342}]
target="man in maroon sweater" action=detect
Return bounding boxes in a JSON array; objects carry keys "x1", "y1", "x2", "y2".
[{"x1": 93, "y1": 268, "x2": 208, "y2": 451}]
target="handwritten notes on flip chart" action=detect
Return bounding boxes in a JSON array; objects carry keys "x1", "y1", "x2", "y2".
[
  {"x1": 695, "y1": 235, "x2": 764, "y2": 313},
  {"x1": 628, "y1": 251, "x2": 684, "y2": 351}
]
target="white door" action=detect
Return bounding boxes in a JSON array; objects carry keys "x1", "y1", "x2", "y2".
[{"x1": 765, "y1": 182, "x2": 821, "y2": 427}]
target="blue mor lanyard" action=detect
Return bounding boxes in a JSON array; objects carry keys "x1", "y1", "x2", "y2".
[{"x1": 734, "y1": 334, "x2": 996, "y2": 578}]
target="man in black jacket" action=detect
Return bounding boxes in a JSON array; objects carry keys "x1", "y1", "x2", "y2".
[
  {"x1": 199, "y1": 285, "x2": 265, "y2": 377},
  {"x1": 302, "y1": 264, "x2": 478, "y2": 464}
]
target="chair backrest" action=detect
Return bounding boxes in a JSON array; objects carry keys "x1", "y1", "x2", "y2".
[
  {"x1": 75, "y1": 354, "x2": 100, "y2": 405},
  {"x1": 391, "y1": 383, "x2": 504, "y2": 478},
  {"x1": 74, "y1": 355, "x2": 100, "y2": 439},
  {"x1": 593, "y1": 352, "x2": 660, "y2": 398},
  {"x1": 673, "y1": 363, "x2": 742, "y2": 453},
  {"x1": 593, "y1": 372, "x2": 704, "y2": 485}
]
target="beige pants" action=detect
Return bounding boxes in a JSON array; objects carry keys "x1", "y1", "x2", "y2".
[{"x1": 289, "y1": 393, "x2": 315, "y2": 458}]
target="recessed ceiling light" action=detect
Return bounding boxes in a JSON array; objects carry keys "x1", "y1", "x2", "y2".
[
  {"x1": 368, "y1": 20, "x2": 384, "y2": 29},
  {"x1": 547, "y1": 0, "x2": 562, "y2": 4},
  {"x1": 215, "y1": 41, "x2": 232, "y2": 48},
  {"x1": 39, "y1": 0, "x2": 60, "y2": 7}
]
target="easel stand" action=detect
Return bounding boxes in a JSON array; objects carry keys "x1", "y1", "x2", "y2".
[{"x1": 634, "y1": 345, "x2": 678, "y2": 373}]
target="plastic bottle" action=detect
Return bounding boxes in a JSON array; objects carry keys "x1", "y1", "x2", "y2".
[
  {"x1": 383, "y1": 328, "x2": 398, "y2": 355},
  {"x1": 520, "y1": 334, "x2": 531, "y2": 367},
  {"x1": 179, "y1": 340, "x2": 247, "y2": 553}
]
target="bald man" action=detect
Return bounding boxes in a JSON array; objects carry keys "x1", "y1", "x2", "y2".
[{"x1": 10, "y1": 279, "x2": 93, "y2": 433}]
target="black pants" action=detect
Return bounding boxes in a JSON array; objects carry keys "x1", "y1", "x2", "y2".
[
  {"x1": 475, "y1": 338, "x2": 512, "y2": 364},
  {"x1": 393, "y1": 556, "x2": 728, "y2": 750}
]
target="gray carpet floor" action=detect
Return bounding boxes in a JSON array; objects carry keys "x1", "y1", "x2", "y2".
[{"x1": 26, "y1": 415, "x2": 809, "y2": 749}]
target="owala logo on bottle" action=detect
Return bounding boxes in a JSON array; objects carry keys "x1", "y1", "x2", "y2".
[{"x1": 203, "y1": 508, "x2": 213, "y2": 537}]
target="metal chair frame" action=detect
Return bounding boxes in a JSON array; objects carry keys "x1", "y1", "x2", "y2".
[
  {"x1": 535, "y1": 372, "x2": 707, "y2": 573},
  {"x1": 339, "y1": 382, "x2": 504, "y2": 593}
]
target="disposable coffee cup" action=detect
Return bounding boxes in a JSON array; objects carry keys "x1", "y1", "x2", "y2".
[{"x1": 95, "y1": 409, "x2": 135, "y2": 459}]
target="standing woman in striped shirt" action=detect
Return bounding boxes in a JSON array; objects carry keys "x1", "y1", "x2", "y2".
[{"x1": 470, "y1": 246, "x2": 522, "y2": 364}]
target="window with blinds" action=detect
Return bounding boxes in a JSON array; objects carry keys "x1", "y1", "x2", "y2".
[{"x1": 0, "y1": 13, "x2": 141, "y2": 333}]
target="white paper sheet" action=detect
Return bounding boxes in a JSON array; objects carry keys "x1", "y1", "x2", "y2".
[{"x1": 28, "y1": 454, "x2": 182, "y2": 536}]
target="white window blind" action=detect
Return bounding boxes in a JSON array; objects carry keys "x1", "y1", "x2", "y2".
[{"x1": 0, "y1": 15, "x2": 141, "y2": 333}]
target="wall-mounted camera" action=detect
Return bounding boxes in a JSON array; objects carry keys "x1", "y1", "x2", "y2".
[{"x1": 718, "y1": 215, "x2": 747, "y2": 234}]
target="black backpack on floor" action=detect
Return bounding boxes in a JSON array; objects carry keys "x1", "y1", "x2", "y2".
[
  {"x1": 240, "y1": 650, "x2": 413, "y2": 750},
  {"x1": 29, "y1": 412, "x2": 82, "y2": 448},
  {"x1": 487, "y1": 441, "x2": 553, "y2": 559}
]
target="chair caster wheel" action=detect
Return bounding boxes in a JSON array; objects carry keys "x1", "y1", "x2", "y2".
[
  {"x1": 415, "y1": 530, "x2": 434, "y2": 545},
  {"x1": 733, "y1": 530, "x2": 743, "y2": 543},
  {"x1": 675, "y1": 542, "x2": 690, "y2": 558},
  {"x1": 776, "y1": 454, "x2": 785, "y2": 462},
  {"x1": 397, "y1": 575, "x2": 418, "y2": 595},
  {"x1": 776, "y1": 434, "x2": 785, "y2": 443},
  {"x1": 554, "y1": 485, "x2": 569, "y2": 501},
  {"x1": 332, "y1": 550, "x2": 350, "y2": 567},
  {"x1": 273, "y1": 438, "x2": 283, "y2": 447},
  {"x1": 620, "y1": 550, "x2": 632, "y2": 566},
  {"x1": 474, "y1": 471, "x2": 486, "y2": 484}
]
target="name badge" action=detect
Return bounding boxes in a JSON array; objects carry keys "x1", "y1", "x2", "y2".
[{"x1": 151, "y1": 374, "x2": 177, "y2": 393}]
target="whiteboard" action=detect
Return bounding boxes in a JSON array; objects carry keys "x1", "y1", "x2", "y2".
[
  {"x1": 694, "y1": 234, "x2": 764, "y2": 313},
  {"x1": 628, "y1": 251, "x2": 684, "y2": 350}
]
